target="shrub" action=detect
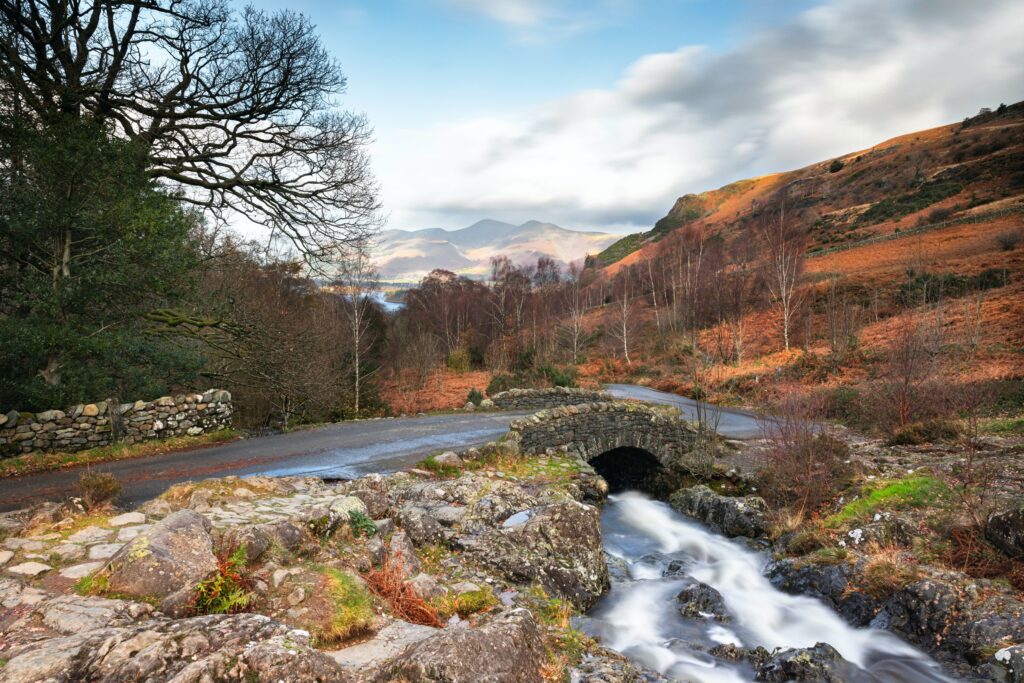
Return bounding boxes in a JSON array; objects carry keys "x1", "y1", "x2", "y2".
[
  {"x1": 996, "y1": 230, "x2": 1022, "y2": 251},
  {"x1": 467, "y1": 388, "x2": 484, "y2": 406},
  {"x1": 194, "y1": 545, "x2": 255, "y2": 614},
  {"x1": 538, "y1": 363, "x2": 578, "y2": 388},
  {"x1": 888, "y1": 418, "x2": 961, "y2": 445},
  {"x1": 829, "y1": 159, "x2": 844, "y2": 173},
  {"x1": 446, "y1": 349, "x2": 471, "y2": 373},
  {"x1": 347, "y1": 510, "x2": 376, "y2": 538},
  {"x1": 78, "y1": 470, "x2": 122, "y2": 510},
  {"x1": 486, "y1": 373, "x2": 516, "y2": 396},
  {"x1": 757, "y1": 393, "x2": 852, "y2": 514},
  {"x1": 975, "y1": 267, "x2": 1010, "y2": 290}
]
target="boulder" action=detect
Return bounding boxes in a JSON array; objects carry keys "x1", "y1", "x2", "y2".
[
  {"x1": 397, "y1": 505, "x2": 447, "y2": 546},
  {"x1": 988, "y1": 505, "x2": 1024, "y2": 558},
  {"x1": 766, "y1": 559, "x2": 879, "y2": 627},
  {"x1": 379, "y1": 609, "x2": 545, "y2": 683},
  {"x1": 669, "y1": 485, "x2": 770, "y2": 539},
  {"x1": 463, "y1": 501, "x2": 609, "y2": 610},
  {"x1": 388, "y1": 530, "x2": 421, "y2": 576},
  {"x1": 754, "y1": 642, "x2": 856, "y2": 682},
  {"x1": 433, "y1": 451, "x2": 464, "y2": 468},
  {"x1": 0, "y1": 613, "x2": 349, "y2": 683},
  {"x1": 104, "y1": 509, "x2": 218, "y2": 616},
  {"x1": 676, "y1": 581, "x2": 730, "y2": 622},
  {"x1": 258, "y1": 520, "x2": 306, "y2": 553}
]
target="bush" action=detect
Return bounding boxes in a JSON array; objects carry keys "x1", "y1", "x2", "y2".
[
  {"x1": 78, "y1": 470, "x2": 122, "y2": 510},
  {"x1": 467, "y1": 388, "x2": 484, "y2": 406},
  {"x1": 888, "y1": 418, "x2": 962, "y2": 445},
  {"x1": 446, "y1": 349, "x2": 471, "y2": 373},
  {"x1": 829, "y1": 159, "x2": 844, "y2": 173},
  {"x1": 975, "y1": 267, "x2": 1011, "y2": 290},
  {"x1": 486, "y1": 374, "x2": 515, "y2": 396},
  {"x1": 194, "y1": 545, "x2": 255, "y2": 614},
  {"x1": 538, "y1": 363, "x2": 577, "y2": 388},
  {"x1": 758, "y1": 393, "x2": 852, "y2": 513},
  {"x1": 996, "y1": 230, "x2": 1022, "y2": 251}
]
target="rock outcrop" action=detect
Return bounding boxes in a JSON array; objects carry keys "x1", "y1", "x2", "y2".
[
  {"x1": 670, "y1": 485, "x2": 770, "y2": 539},
  {"x1": 105, "y1": 509, "x2": 219, "y2": 616},
  {"x1": 379, "y1": 609, "x2": 546, "y2": 683},
  {"x1": 0, "y1": 613, "x2": 347, "y2": 683},
  {"x1": 462, "y1": 501, "x2": 610, "y2": 610}
]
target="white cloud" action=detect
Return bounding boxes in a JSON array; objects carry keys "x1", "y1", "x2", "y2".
[
  {"x1": 443, "y1": 0, "x2": 628, "y2": 40},
  {"x1": 382, "y1": 0, "x2": 1024, "y2": 231}
]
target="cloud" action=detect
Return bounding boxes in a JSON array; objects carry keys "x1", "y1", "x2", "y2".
[
  {"x1": 384, "y1": 0, "x2": 1024, "y2": 231},
  {"x1": 443, "y1": 0, "x2": 627, "y2": 40}
]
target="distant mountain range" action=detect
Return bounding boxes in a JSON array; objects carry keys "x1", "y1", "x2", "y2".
[{"x1": 375, "y1": 219, "x2": 624, "y2": 282}]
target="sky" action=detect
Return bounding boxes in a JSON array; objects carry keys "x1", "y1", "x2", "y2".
[{"x1": 249, "y1": 0, "x2": 1024, "y2": 235}]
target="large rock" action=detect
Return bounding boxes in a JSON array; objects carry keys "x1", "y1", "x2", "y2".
[
  {"x1": 669, "y1": 485, "x2": 770, "y2": 539},
  {"x1": 463, "y1": 501, "x2": 609, "y2": 610},
  {"x1": 0, "y1": 613, "x2": 349, "y2": 683},
  {"x1": 396, "y1": 505, "x2": 448, "y2": 546},
  {"x1": 104, "y1": 509, "x2": 218, "y2": 616},
  {"x1": 379, "y1": 609, "x2": 545, "y2": 683},
  {"x1": 754, "y1": 642, "x2": 856, "y2": 682},
  {"x1": 988, "y1": 505, "x2": 1024, "y2": 558},
  {"x1": 766, "y1": 559, "x2": 879, "y2": 627}
]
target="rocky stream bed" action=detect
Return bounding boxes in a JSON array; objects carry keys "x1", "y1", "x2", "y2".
[{"x1": 0, "y1": 431, "x2": 1021, "y2": 682}]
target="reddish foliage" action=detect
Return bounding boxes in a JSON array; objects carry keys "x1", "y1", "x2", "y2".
[
  {"x1": 946, "y1": 526, "x2": 1024, "y2": 591},
  {"x1": 363, "y1": 553, "x2": 442, "y2": 627}
]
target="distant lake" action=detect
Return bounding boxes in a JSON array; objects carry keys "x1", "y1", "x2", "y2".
[{"x1": 371, "y1": 291, "x2": 404, "y2": 313}]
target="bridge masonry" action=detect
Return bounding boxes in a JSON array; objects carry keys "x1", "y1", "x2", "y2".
[{"x1": 507, "y1": 401, "x2": 699, "y2": 472}]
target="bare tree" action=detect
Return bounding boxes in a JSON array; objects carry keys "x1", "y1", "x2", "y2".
[
  {"x1": 560, "y1": 263, "x2": 589, "y2": 364},
  {"x1": 0, "y1": 0, "x2": 379, "y2": 263},
  {"x1": 756, "y1": 203, "x2": 806, "y2": 351},
  {"x1": 608, "y1": 271, "x2": 639, "y2": 364},
  {"x1": 333, "y1": 239, "x2": 379, "y2": 414}
]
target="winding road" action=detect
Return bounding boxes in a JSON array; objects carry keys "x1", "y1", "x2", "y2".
[{"x1": 0, "y1": 385, "x2": 765, "y2": 511}]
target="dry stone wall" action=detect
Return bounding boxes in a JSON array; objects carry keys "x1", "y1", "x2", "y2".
[
  {"x1": 0, "y1": 390, "x2": 232, "y2": 457},
  {"x1": 489, "y1": 387, "x2": 608, "y2": 411}
]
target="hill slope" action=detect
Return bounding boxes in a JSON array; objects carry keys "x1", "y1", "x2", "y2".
[{"x1": 600, "y1": 102, "x2": 1024, "y2": 271}]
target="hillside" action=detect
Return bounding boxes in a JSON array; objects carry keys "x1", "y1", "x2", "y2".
[
  {"x1": 377, "y1": 219, "x2": 624, "y2": 282},
  {"x1": 600, "y1": 102, "x2": 1024, "y2": 271}
]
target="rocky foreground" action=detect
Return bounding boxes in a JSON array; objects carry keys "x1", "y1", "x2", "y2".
[{"x1": 0, "y1": 431, "x2": 1022, "y2": 682}]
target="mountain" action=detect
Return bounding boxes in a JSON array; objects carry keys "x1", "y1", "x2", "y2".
[
  {"x1": 376, "y1": 219, "x2": 624, "y2": 282},
  {"x1": 599, "y1": 101, "x2": 1024, "y2": 271}
]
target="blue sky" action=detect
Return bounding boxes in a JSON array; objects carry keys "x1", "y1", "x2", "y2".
[{"x1": 249, "y1": 0, "x2": 1024, "y2": 234}]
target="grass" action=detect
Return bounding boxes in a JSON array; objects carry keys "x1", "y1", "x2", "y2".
[
  {"x1": 74, "y1": 572, "x2": 109, "y2": 596},
  {"x1": 824, "y1": 476, "x2": 950, "y2": 528},
  {"x1": 420, "y1": 454, "x2": 461, "y2": 478},
  {"x1": 313, "y1": 568, "x2": 376, "y2": 646},
  {"x1": 859, "y1": 548, "x2": 920, "y2": 599},
  {"x1": 985, "y1": 417, "x2": 1024, "y2": 435},
  {"x1": 523, "y1": 584, "x2": 596, "y2": 682},
  {"x1": 0, "y1": 429, "x2": 241, "y2": 478},
  {"x1": 432, "y1": 588, "x2": 499, "y2": 619}
]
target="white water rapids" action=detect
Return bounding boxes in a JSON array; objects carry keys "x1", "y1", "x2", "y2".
[{"x1": 581, "y1": 492, "x2": 955, "y2": 682}]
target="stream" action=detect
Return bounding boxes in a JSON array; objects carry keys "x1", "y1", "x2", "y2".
[{"x1": 581, "y1": 492, "x2": 955, "y2": 682}]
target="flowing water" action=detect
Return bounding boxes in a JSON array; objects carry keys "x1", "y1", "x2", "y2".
[{"x1": 581, "y1": 492, "x2": 955, "y2": 682}]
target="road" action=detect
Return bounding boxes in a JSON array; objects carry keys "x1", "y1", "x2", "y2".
[
  {"x1": 603, "y1": 384, "x2": 766, "y2": 439},
  {"x1": 0, "y1": 384, "x2": 767, "y2": 511},
  {"x1": 0, "y1": 411, "x2": 530, "y2": 511}
]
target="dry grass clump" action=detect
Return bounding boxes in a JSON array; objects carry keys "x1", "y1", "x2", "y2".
[
  {"x1": 860, "y1": 546, "x2": 920, "y2": 600},
  {"x1": 363, "y1": 553, "x2": 442, "y2": 627},
  {"x1": 78, "y1": 470, "x2": 122, "y2": 511}
]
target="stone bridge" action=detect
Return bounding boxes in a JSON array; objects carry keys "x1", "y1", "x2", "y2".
[{"x1": 508, "y1": 402, "x2": 698, "y2": 493}]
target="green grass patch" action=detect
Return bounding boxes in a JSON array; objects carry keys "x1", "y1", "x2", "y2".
[
  {"x1": 597, "y1": 232, "x2": 647, "y2": 265},
  {"x1": 825, "y1": 476, "x2": 950, "y2": 528},
  {"x1": 420, "y1": 454, "x2": 461, "y2": 478},
  {"x1": 313, "y1": 568, "x2": 376, "y2": 646},
  {"x1": 0, "y1": 429, "x2": 241, "y2": 478},
  {"x1": 74, "y1": 572, "x2": 109, "y2": 596},
  {"x1": 985, "y1": 417, "x2": 1024, "y2": 435}
]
